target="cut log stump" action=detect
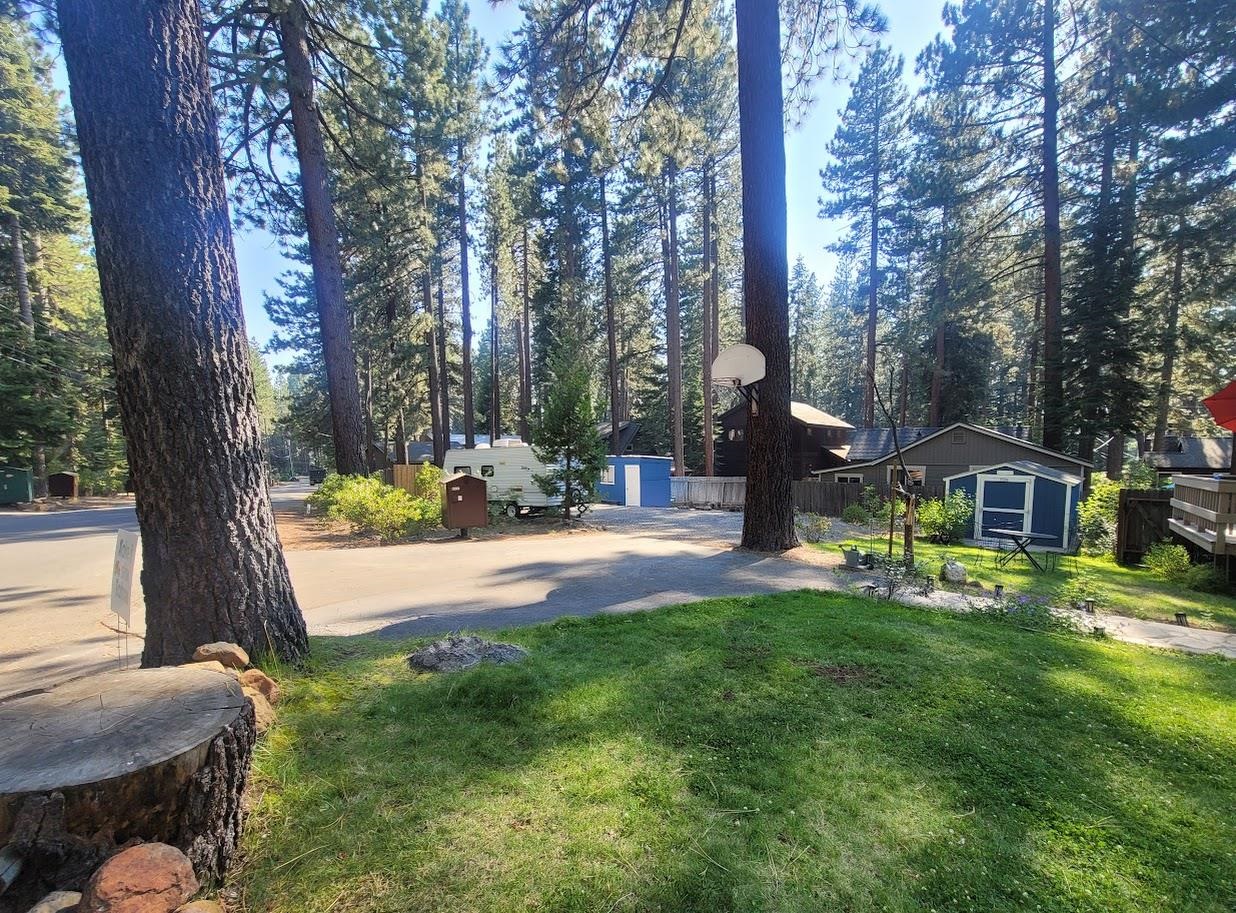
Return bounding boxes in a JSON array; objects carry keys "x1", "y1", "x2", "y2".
[{"x1": 0, "y1": 667, "x2": 256, "y2": 911}]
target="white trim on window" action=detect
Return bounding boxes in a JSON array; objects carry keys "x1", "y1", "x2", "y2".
[
  {"x1": 600, "y1": 465, "x2": 616, "y2": 485},
  {"x1": 835, "y1": 474, "x2": 863, "y2": 485}
]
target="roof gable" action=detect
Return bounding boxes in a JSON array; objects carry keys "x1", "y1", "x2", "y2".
[
  {"x1": 944, "y1": 460, "x2": 1082, "y2": 486},
  {"x1": 833, "y1": 422, "x2": 1090, "y2": 472}
]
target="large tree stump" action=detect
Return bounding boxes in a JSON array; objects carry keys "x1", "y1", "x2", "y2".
[{"x1": 0, "y1": 667, "x2": 255, "y2": 910}]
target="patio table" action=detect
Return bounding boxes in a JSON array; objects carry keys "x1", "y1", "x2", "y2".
[{"x1": 988, "y1": 529, "x2": 1057, "y2": 572}]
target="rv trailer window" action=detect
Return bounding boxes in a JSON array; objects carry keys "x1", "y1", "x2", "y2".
[
  {"x1": 456, "y1": 466, "x2": 471, "y2": 475},
  {"x1": 481, "y1": 465, "x2": 495, "y2": 477}
]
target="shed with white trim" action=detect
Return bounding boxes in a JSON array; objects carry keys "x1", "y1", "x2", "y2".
[{"x1": 943, "y1": 460, "x2": 1083, "y2": 549}]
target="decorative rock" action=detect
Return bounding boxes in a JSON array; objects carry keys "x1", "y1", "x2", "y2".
[
  {"x1": 237, "y1": 669, "x2": 280, "y2": 705},
  {"x1": 79, "y1": 844, "x2": 198, "y2": 913},
  {"x1": 242, "y1": 687, "x2": 275, "y2": 734},
  {"x1": 175, "y1": 900, "x2": 224, "y2": 913},
  {"x1": 183, "y1": 660, "x2": 237, "y2": 678},
  {"x1": 191, "y1": 643, "x2": 249, "y2": 669},
  {"x1": 940, "y1": 559, "x2": 968, "y2": 585},
  {"x1": 406, "y1": 635, "x2": 528, "y2": 673},
  {"x1": 27, "y1": 891, "x2": 82, "y2": 913}
]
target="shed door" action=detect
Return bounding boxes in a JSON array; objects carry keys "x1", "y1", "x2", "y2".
[
  {"x1": 624, "y1": 464, "x2": 641, "y2": 507},
  {"x1": 976, "y1": 474, "x2": 1032, "y2": 539}
]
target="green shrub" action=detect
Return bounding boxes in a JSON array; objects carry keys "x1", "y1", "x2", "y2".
[
  {"x1": 1077, "y1": 478, "x2": 1120, "y2": 556},
  {"x1": 1058, "y1": 570, "x2": 1111, "y2": 610},
  {"x1": 917, "y1": 490, "x2": 974, "y2": 544},
  {"x1": 1182, "y1": 564, "x2": 1228, "y2": 594},
  {"x1": 1144, "y1": 542, "x2": 1192, "y2": 582},
  {"x1": 307, "y1": 472, "x2": 441, "y2": 541},
  {"x1": 794, "y1": 512, "x2": 833, "y2": 543},
  {"x1": 841, "y1": 503, "x2": 869, "y2": 525}
]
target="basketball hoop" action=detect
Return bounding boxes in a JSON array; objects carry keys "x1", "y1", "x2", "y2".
[{"x1": 712, "y1": 343, "x2": 765, "y2": 414}]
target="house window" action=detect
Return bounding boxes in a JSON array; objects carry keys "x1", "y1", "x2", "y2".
[
  {"x1": 835, "y1": 474, "x2": 863, "y2": 485},
  {"x1": 951, "y1": 429, "x2": 966, "y2": 444},
  {"x1": 889, "y1": 465, "x2": 926, "y2": 487},
  {"x1": 727, "y1": 428, "x2": 744, "y2": 441},
  {"x1": 481, "y1": 465, "x2": 495, "y2": 478}
]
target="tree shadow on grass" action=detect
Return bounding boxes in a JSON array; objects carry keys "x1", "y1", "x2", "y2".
[{"x1": 233, "y1": 593, "x2": 1236, "y2": 913}]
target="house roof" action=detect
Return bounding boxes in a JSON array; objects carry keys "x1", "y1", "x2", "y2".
[
  {"x1": 1144, "y1": 437, "x2": 1232, "y2": 470},
  {"x1": 597, "y1": 420, "x2": 642, "y2": 454},
  {"x1": 944, "y1": 460, "x2": 1083, "y2": 487},
  {"x1": 819, "y1": 422, "x2": 1091, "y2": 473},
  {"x1": 718, "y1": 400, "x2": 854, "y2": 429},
  {"x1": 845, "y1": 427, "x2": 940, "y2": 461},
  {"x1": 789, "y1": 402, "x2": 855, "y2": 429}
]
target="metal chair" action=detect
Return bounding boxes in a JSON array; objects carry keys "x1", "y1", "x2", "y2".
[{"x1": 1044, "y1": 534, "x2": 1081, "y2": 574}]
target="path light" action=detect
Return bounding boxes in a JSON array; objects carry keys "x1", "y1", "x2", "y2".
[
  {"x1": 1175, "y1": 612, "x2": 1189, "y2": 627},
  {"x1": 1082, "y1": 599, "x2": 1095, "y2": 614},
  {"x1": 994, "y1": 584, "x2": 1004, "y2": 598}
]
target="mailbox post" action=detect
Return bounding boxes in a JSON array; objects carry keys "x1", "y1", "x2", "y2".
[{"x1": 441, "y1": 472, "x2": 488, "y2": 538}]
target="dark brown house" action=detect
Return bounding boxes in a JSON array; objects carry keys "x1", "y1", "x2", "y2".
[{"x1": 717, "y1": 401, "x2": 853, "y2": 479}]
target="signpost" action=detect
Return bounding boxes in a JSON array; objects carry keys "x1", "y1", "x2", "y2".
[{"x1": 110, "y1": 529, "x2": 139, "y2": 667}]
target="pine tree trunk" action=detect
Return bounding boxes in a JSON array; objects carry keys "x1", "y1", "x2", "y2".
[
  {"x1": 1152, "y1": 222, "x2": 1185, "y2": 452},
  {"x1": 1039, "y1": 0, "x2": 1065, "y2": 452},
  {"x1": 736, "y1": 0, "x2": 796, "y2": 551},
  {"x1": 425, "y1": 273, "x2": 444, "y2": 467},
  {"x1": 863, "y1": 103, "x2": 882, "y2": 429},
  {"x1": 929, "y1": 320, "x2": 945, "y2": 426},
  {"x1": 491, "y1": 261, "x2": 501, "y2": 441},
  {"x1": 601, "y1": 172, "x2": 620, "y2": 456},
  {"x1": 1106, "y1": 432, "x2": 1124, "y2": 480},
  {"x1": 56, "y1": 0, "x2": 307, "y2": 664},
  {"x1": 394, "y1": 410, "x2": 407, "y2": 464},
  {"x1": 458, "y1": 157, "x2": 475, "y2": 448},
  {"x1": 436, "y1": 256, "x2": 451, "y2": 446},
  {"x1": 701, "y1": 164, "x2": 714, "y2": 476},
  {"x1": 9, "y1": 212, "x2": 47, "y2": 498},
  {"x1": 665, "y1": 162, "x2": 684, "y2": 475},
  {"x1": 1027, "y1": 286, "x2": 1041, "y2": 433},
  {"x1": 519, "y1": 224, "x2": 532, "y2": 440},
  {"x1": 277, "y1": 0, "x2": 366, "y2": 475}
]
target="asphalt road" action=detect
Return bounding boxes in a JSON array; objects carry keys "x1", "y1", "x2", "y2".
[{"x1": 0, "y1": 495, "x2": 836, "y2": 698}]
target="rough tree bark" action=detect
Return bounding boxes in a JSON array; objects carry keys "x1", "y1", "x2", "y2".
[
  {"x1": 490, "y1": 259, "x2": 501, "y2": 441},
  {"x1": 1039, "y1": 0, "x2": 1065, "y2": 452},
  {"x1": 458, "y1": 159, "x2": 475, "y2": 448},
  {"x1": 736, "y1": 0, "x2": 796, "y2": 551},
  {"x1": 56, "y1": 0, "x2": 308, "y2": 664},
  {"x1": 9, "y1": 212, "x2": 47, "y2": 498},
  {"x1": 664, "y1": 162, "x2": 684, "y2": 475},
  {"x1": 277, "y1": 0, "x2": 366, "y2": 475},
  {"x1": 862, "y1": 96, "x2": 882, "y2": 429},
  {"x1": 701, "y1": 164, "x2": 714, "y2": 475},
  {"x1": 435, "y1": 255, "x2": 451, "y2": 446},
  {"x1": 0, "y1": 667, "x2": 255, "y2": 905},
  {"x1": 519, "y1": 223, "x2": 532, "y2": 440},
  {"x1": 1152, "y1": 222, "x2": 1185, "y2": 452},
  {"x1": 601, "y1": 172, "x2": 620, "y2": 455}
]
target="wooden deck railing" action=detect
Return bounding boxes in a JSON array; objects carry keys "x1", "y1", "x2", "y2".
[{"x1": 1169, "y1": 475, "x2": 1236, "y2": 555}]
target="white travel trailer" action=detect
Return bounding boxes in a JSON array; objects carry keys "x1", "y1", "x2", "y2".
[{"x1": 442, "y1": 440, "x2": 562, "y2": 517}]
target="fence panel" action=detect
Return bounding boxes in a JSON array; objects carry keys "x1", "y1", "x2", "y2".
[
  {"x1": 390, "y1": 463, "x2": 436, "y2": 499},
  {"x1": 670, "y1": 478, "x2": 948, "y2": 514},
  {"x1": 1115, "y1": 488, "x2": 1172, "y2": 565}
]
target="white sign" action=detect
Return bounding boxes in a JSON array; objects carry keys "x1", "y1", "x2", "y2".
[{"x1": 110, "y1": 529, "x2": 139, "y2": 625}]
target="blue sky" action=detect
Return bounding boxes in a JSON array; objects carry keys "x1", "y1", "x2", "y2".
[{"x1": 233, "y1": 1, "x2": 946, "y2": 361}]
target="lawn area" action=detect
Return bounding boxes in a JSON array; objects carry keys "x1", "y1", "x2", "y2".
[
  {"x1": 234, "y1": 593, "x2": 1236, "y2": 913},
  {"x1": 899, "y1": 541, "x2": 1236, "y2": 633}
]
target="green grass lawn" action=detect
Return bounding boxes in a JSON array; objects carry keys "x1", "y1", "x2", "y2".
[
  {"x1": 831, "y1": 538, "x2": 1236, "y2": 633},
  {"x1": 234, "y1": 593, "x2": 1236, "y2": 913}
]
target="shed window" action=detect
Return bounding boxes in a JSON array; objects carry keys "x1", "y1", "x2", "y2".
[
  {"x1": 951, "y1": 429, "x2": 966, "y2": 444},
  {"x1": 481, "y1": 465, "x2": 495, "y2": 477},
  {"x1": 600, "y1": 466, "x2": 615, "y2": 485}
]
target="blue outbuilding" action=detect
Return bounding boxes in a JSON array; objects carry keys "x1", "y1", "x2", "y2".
[
  {"x1": 597, "y1": 455, "x2": 673, "y2": 507},
  {"x1": 943, "y1": 460, "x2": 1083, "y2": 549}
]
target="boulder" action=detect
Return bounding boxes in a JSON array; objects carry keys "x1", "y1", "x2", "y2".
[
  {"x1": 406, "y1": 635, "x2": 527, "y2": 673},
  {"x1": 79, "y1": 844, "x2": 198, "y2": 913},
  {"x1": 940, "y1": 559, "x2": 968, "y2": 585},
  {"x1": 182, "y1": 660, "x2": 236, "y2": 678},
  {"x1": 191, "y1": 643, "x2": 248, "y2": 669},
  {"x1": 242, "y1": 687, "x2": 275, "y2": 734},
  {"x1": 175, "y1": 901, "x2": 224, "y2": 913},
  {"x1": 27, "y1": 891, "x2": 82, "y2": 913},
  {"x1": 237, "y1": 669, "x2": 280, "y2": 704}
]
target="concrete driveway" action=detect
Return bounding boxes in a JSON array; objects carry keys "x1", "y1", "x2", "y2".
[{"x1": 0, "y1": 497, "x2": 839, "y2": 697}]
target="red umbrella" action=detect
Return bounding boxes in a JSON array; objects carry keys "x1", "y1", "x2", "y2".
[
  {"x1": 1203, "y1": 380, "x2": 1236, "y2": 432},
  {"x1": 1203, "y1": 380, "x2": 1236, "y2": 474}
]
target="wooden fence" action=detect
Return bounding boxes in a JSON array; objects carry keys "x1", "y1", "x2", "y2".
[
  {"x1": 1115, "y1": 488, "x2": 1172, "y2": 565},
  {"x1": 670, "y1": 477, "x2": 945, "y2": 516},
  {"x1": 385, "y1": 463, "x2": 436, "y2": 499}
]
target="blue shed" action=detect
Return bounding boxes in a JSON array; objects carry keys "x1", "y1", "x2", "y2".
[
  {"x1": 943, "y1": 460, "x2": 1083, "y2": 549},
  {"x1": 597, "y1": 455, "x2": 673, "y2": 507}
]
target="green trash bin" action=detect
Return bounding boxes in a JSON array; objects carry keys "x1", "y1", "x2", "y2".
[{"x1": 0, "y1": 466, "x2": 33, "y2": 505}]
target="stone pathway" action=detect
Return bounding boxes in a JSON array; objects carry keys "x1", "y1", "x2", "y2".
[{"x1": 1095, "y1": 613, "x2": 1236, "y2": 659}]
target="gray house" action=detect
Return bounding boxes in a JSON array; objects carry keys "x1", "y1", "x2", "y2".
[{"x1": 814, "y1": 421, "x2": 1091, "y2": 490}]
